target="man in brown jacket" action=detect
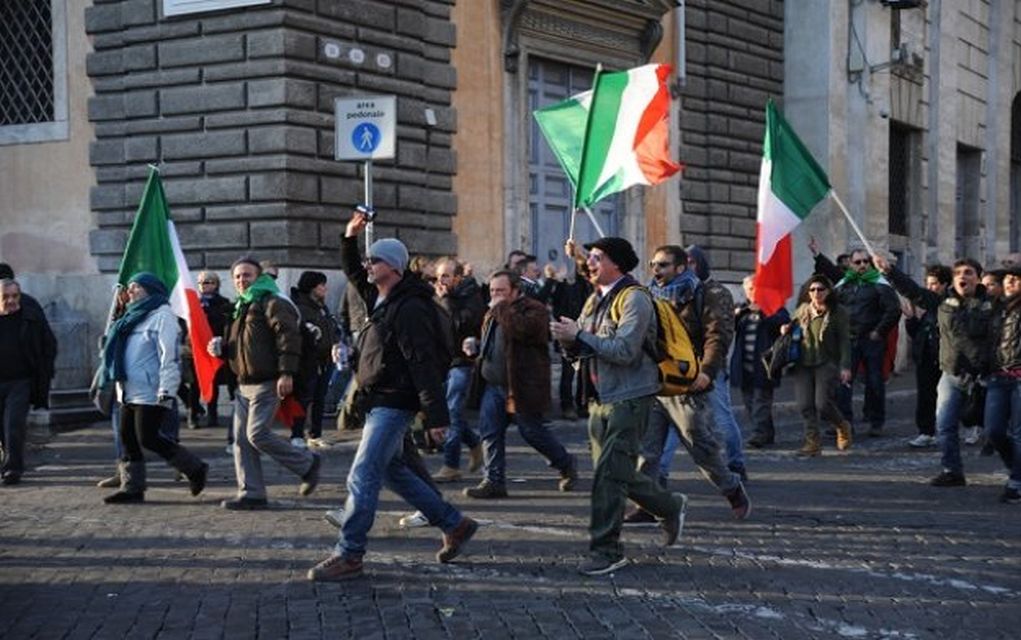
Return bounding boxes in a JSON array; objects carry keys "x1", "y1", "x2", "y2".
[
  {"x1": 211, "y1": 257, "x2": 321, "y2": 510},
  {"x1": 463, "y1": 270, "x2": 577, "y2": 499}
]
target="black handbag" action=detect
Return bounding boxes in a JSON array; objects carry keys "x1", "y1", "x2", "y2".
[{"x1": 761, "y1": 322, "x2": 802, "y2": 382}]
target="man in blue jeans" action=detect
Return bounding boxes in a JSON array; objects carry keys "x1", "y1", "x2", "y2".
[
  {"x1": 309, "y1": 211, "x2": 477, "y2": 582},
  {"x1": 986, "y1": 266, "x2": 1021, "y2": 503},
  {"x1": 463, "y1": 271, "x2": 577, "y2": 499}
]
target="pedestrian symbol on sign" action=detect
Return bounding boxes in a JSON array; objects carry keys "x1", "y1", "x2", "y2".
[{"x1": 352, "y1": 123, "x2": 381, "y2": 153}]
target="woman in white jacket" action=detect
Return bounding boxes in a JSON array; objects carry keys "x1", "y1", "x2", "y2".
[{"x1": 100, "y1": 272, "x2": 208, "y2": 504}]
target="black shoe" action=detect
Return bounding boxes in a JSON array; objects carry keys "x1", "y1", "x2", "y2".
[
  {"x1": 868, "y1": 425, "x2": 883, "y2": 438},
  {"x1": 929, "y1": 471, "x2": 967, "y2": 487},
  {"x1": 558, "y1": 456, "x2": 578, "y2": 492},
  {"x1": 189, "y1": 463, "x2": 208, "y2": 497},
  {"x1": 578, "y1": 555, "x2": 628, "y2": 576},
  {"x1": 300, "y1": 453, "x2": 321, "y2": 497},
  {"x1": 1000, "y1": 487, "x2": 1021, "y2": 504},
  {"x1": 221, "y1": 497, "x2": 269, "y2": 510},
  {"x1": 463, "y1": 480, "x2": 508, "y2": 499},
  {"x1": 623, "y1": 507, "x2": 657, "y2": 526},
  {"x1": 1, "y1": 473, "x2": 21, "y2": 486},
  {"x1": 660, "y1": 493, "x2": 688, "y2": 546},
  {"x1": 103, "y1": 491, "x2": 144, "y2": 504}
]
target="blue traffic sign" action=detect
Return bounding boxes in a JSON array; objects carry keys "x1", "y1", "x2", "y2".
[{"x1": 352, "y1": 122, "x2": 381, "y2": 153}]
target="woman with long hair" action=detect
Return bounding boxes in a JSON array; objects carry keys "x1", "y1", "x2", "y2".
[{"x1": 784, "y1": 275, "x2": 853, "y2": 456}]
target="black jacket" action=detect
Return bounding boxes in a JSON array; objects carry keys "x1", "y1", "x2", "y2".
[
  {"x1": 291, "y1": 288, "x2": 338, "y2": 367},
  {"x1": 339, "y1": 235, "x2": 378, "y2": 338},
  {"x1": 815, "y1": 254, "x2": 901, "y2": 338},
  {"x1": 730, "y1": 304, "x2": 790, "y2": 389},
  {"x1": 887, "y1": 266, "x2": 997, "y2": 377},
  {"x1": 992, "y1": 294, "x2": 1021, "y2": 372},
  {"x1": 438, "y1": 278, "x2": 485, "y2": 368},
  {"x1": 12, "y1": 296, "x2": 57, "y2": 409}
]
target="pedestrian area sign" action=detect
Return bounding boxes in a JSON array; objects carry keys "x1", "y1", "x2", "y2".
[{"x1": 335, "y1": 95, "x2": 396, "y2": 161}]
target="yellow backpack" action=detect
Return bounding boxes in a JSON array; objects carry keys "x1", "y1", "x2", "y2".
[{"x1": 609, "y1": 285, "x2": 700, "y2": 396}]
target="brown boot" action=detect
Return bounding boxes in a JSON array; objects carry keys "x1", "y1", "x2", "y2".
[
  {"x1": 797, "y1": 430, "x2": 822, "y2": 457},
  {"x1": 835, "y1": 421, "x2": 853, "y2": 451}
]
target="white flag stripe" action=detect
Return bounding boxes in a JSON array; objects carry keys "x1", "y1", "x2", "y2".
[
  {"x1": 166, "y1": 221, "x2": 196, "y2": 320},
  {"x1": 594, "y1": 66, "x2": 662, "y2": 191},
  {"x1": 756, "y1": 158, "x2": 811, "y2": 264}
]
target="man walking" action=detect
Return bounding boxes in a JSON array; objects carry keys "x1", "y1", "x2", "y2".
[
  {"x1": 309, "y1": 211, "x2": 477, "y2": 581},
  {"x1": 212, "y1": 258, "x2": 321, "y2": 510},
  {"x1": 551, "y1": 238, "x2": 686, "y2": 576},
  {"x1": 463, "y1": 270, "x2": 577, "y2": 499},
  {"x1": 0, "y1": 279, "x2": 57, "y2": 485}
]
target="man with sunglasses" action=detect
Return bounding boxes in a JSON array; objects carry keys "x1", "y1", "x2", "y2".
[{"x1": 810, "y1": 241, "x2": 901, "y2": 437}]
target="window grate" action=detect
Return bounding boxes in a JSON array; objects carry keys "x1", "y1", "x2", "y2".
[{"x1": 0, "y1": 0, "x2": 55, "y2": 126}]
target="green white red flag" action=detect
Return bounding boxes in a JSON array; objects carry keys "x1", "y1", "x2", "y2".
[
  {"x1": 117, "y1": 168, "x2": 222, "y2": 402},
  {"x1": 754, "y1": 100, "x2": 831, "y2": 315},
  {"x1": 534, "y1": 63, "x2": 681, "y2": 209}
]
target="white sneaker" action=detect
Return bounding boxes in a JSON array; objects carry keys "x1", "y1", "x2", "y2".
[
  {"x1": 225, "y1": 444, "x2": 235, "y2": 455},
  {"x1": 307, "y1": 437, "x2": 332, "y2": 449},
  {"x1": 324, "y1": 508, "x2": 345, "y2": 529},
  {"x1": 908, "y1": 434, "x2": 936, "y2": 448},
  {"x1": 963, "y1": 427, "x2": 981, "y2": 445},
  {"x1": 291, "y1": 437, "x2": 308, "y2": 450},
  {"x1": 398, "y1": 511, "x2": 429, "y2": 528}
]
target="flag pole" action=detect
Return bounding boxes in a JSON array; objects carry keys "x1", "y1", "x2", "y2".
[
  {"x1": 582, "y1": 206, "x2": 607, "y2": 238},
  {"x1": 568, "y1": 183, "x2": 578, "y2": 241},
  {"x1": 829, "y1": 191, "x2": 877, "y2": 257}
]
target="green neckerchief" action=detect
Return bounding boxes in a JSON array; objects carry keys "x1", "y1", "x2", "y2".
[
  {"x1": 233, "y1": 274, "x2": 280, "y2": 318},
  {"x1": 841, "y1": 267, "x2": 882, "y2": 286}
]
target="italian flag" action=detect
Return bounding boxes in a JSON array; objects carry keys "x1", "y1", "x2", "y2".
[
  {"x1": 754, "y1": 100, "x2": 831, "y2": 315},
  {"x1": 117, "y1": 168, "x2": 222, "y2": 402},
  {"x1": 534, "y1": 63, "x2": 681, "y2": 208}
]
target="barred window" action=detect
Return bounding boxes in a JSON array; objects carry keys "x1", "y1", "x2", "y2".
[{"x1": 0, "y1": 0, "x2": 67, "y2": 144}]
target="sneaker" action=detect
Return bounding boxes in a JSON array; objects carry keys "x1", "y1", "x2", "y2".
[
  {"x1": 307, "y1": 437, "x2": 332, "y2": 449},
  {"x1": 1000, "y1": 487, "x2": 1021, "y2": 504},
  {"x1": 299, "y1": 453, "x2": 321, "y2": 496},
  {"x1": 103, "y1": 490, "x2": 144, "y2": 504},
  {"x1": 188, "y1": 463, "x2": 209, "y2": 497},
  {"x1": 221, "y1": 496, "x2": 269, "y2": 510},
  {"x1": 463, "y1": 480, "x2": 508, "y2": 499},
  {"x1": 308, "y1": 554, "x2": 364, "y2": 581},
  {"x1": 468, "y1": 444, "x2": 484, "y2": 473},
  {"x1": 433, "y1": 465, "x2": 463, "y2": 483},
  {"x1": 399, "y1": 510, "x2": 429, "y2": 528},
  {"x1": 578, "y1": 555, "x2": 629, "y2": 576},
  {"x1": 436, "y1": 517, "x2": 479, "y2": 563},
  {"x1": 724, "y1": 482, "x2": 751, "y2": 520},
  {"x1": 622, "y1": 507, "x2": 657, "y2": 526},
  {"x1": 908, "y1": 434, "x2": 937, "y2": 448},
  {"x1": 96, "y1": 474, "x2": 120, "y2": 488},
  {"x1": 963, "y1": 426, "x2": 981, "y2": 445},
  {"x1": 290, "y1": 437, "x2": 308, "y2": 450},
  {"x1": 929, "y1": 471, "x2": 967, "y2": 487},
  {"x1": 324, "y1": 508, "x2": 345, "y2": 528},
  {"x1": 558, "y1": 456, "x2": 578, "y2": 492},
  {"x1": 660, "y1": 493, "x2": 688, "y2": 546}
]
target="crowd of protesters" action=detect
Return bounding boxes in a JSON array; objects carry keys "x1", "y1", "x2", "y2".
[{"x1": 1, "y1": 216, "x2": 1019, "y2": 579}]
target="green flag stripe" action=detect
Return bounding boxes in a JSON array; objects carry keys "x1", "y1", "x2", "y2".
[
  {"x1": 534, "y1": 97, "x2": 586, "y2": 188},
  {"x1": 575, "y1": 70, "x2": 628, "y2": 208},
  {"x1": 117, "y1": 169, "x2": 179, "y2": 289},
  {"x1": 765, "y1": 100, "x2": 830, "y2": 219}
]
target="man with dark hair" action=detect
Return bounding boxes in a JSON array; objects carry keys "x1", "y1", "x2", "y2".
[
  {"x1": 0, "y1": 279, "x2": 57, "y2": 485},
  {"x1": 986, "y1": 265, "x2": 1021, "y2": 503},
  {"x1": 873, "y1": 254, "x2": 997, "y2": 486},
  {"x1": 291, "y1": 270, "x2": 337, "y2": 449},
  {"x1": 211, "y1": 258, "x2": 321, "y2": 510},
  {"x1": 904, "y1": 264, "x2": 952, "y2": 448},
  {"x1": 463, "y1": 270, "x2": 576, "y2": 498},
  {"x1": 309, "y1": 210, "x2": 477, "y2": 581},
  {"x1": 551, "y1": 237, "x2": 687, "y2": 576}
]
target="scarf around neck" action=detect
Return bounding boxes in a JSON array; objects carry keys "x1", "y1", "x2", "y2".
[
  {"x1": 840, "y1": 267, "x2": 882, "y2": 286},
  {"x1": 101, "y1": 292, "x2": 169, "y2": 383},
  {"x1": 234, "y1": 274, "x2": 280, "y2": 318}
]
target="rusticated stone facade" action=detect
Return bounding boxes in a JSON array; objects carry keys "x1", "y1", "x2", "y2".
[{"x1": 84, "y1": 0, "x2": 458, "y2": 271}]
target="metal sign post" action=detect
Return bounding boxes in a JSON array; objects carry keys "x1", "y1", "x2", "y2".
[{"x1": 335, "y1": 95, "x2": 396, "y2": 249}]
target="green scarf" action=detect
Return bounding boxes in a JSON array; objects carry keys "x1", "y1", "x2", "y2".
[
  {"x1": 234, "y1": 274, "x2": 280, "y2": 318},
  {"x1": 841, "y1": 267, "x2": 882, "y2": 286}
]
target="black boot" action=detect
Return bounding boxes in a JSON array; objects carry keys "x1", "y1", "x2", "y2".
[{"x1": 169, "y1": 449, "x2": 208, "y2": 496}]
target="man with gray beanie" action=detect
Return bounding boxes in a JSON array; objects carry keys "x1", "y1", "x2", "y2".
[{"x1": 309, "y1": 209, "x2": 477, "y2": 581}]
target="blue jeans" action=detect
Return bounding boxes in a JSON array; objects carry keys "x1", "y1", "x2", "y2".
[
  {"x1": 335, "y1": 407, "x2": 462, "y2": 558},
  {"x1": 985, "y1": 375, "x2": 1021, "y2": 489},
  {"x1": 708, "y1": 371, "x2": 746, "y2": 471},
  {"x1": 658, "y1": 424, "x2": 681, "y2": 484},
  {"x1": 837, "y1": 335, "x2": 886, "y2": 429},
  {"x1": 442, "y1": 366, "x2": 481, "y2": 468},
  {"x1": 935, "y1": 373, "x2": 974, "y2": 475},
  {"x1": 478, "y1": 384, "x2": 572, "y2": 485}
]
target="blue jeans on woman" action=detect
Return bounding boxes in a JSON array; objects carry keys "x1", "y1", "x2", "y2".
[
  {"x1": 335, "y1": 407, "x2": 463, "y2": 559},
  {"x1": 985, "y1": 375, "x2": 1021, "y2": 490},
  {"x1": 442, "y1": 366, "x2": 481, "y2": 469}
]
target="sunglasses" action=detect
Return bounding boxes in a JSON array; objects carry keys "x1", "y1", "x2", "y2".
[
  {"x1": 364, "y1": 257, "x2": 386, "y2": 265},
  {"x1": 199, "y1": 280, "x2": 217, "y2": 285},
  {"x1": 587, "y1": 253, "x2": 604, "y2": 262},
  {"x1": 852, "y1": 259, "x2": 870, "y2": 265},
  {"x1": 649, "y1": 260, "x2": 673, "y2": 269}
]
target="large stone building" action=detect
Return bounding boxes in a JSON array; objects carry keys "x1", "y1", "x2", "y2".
[{"x1": 2, "y1": 0, "x2": 1020, "y2": 396}]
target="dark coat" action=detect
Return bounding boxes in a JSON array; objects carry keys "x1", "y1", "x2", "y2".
[
  {"x1": 815, "y1": 254, "x2": 901, "y2": 338},
  {"x1": 224, "y1": 294, "x2": 302, "y2": 384},
  {"x1": 437, "y1": 278, "x2": 485, "y2": 368},
  {"x1": 291, "y1": 288, "x2": 338, "y2": 366},
  {"x1": 469, "y1": 295, "x2": 551, "y2": 415},
  {"x1": 14, "y1": 297, "x2": 57, "y2": 409},
  {"x1": 730, "y1": 304, "x2": 790, "y2": 389},
  {"x1": 339, "y1": 235, "x2": 377, "y2": 337},
  {"x1": 992, "y1": 294, "x2": 1021, "y2": 372}
]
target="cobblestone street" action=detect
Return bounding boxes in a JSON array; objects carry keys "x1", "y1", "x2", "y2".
[{"x1": 2, "y1": 387, "x2": 1019, "y2": 639}]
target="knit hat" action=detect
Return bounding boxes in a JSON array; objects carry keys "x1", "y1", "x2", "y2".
[
  {"x1": 128, "y1": 272, "x2": 169, "y2": 297},
  {"x1": 0, "y1": 263, "x2": 12, "y2": 279},
  {"x1": 685, "y1": 245, "x2": 711, "y2": 281},
  {"x1": 297, "y1": 270, "x2": 327, "y2": 293},
  {"x1": 583, "y1": 237, "x2": 639, "y2": 273},
  {"x1": 368, "y1": 238, "x2": 409, "y2": 273}
]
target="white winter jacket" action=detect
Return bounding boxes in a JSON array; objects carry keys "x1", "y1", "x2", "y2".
[{"x1": 116, "y1": 304, "x2": 181, "y2": 405}]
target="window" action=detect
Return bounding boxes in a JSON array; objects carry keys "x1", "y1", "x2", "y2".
[
  {"x1": 0, "y1": 0, "x2": 67, "y2": 144},
  {"x1": 955, "y1": 145, "x2": 983, "y2": 259}
]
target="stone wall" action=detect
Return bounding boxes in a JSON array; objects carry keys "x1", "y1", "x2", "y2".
[
  {"x1": 677, "y1": 0, "x2": 784, "y2": 280},
  {"x1": 84, "y1": 0, "x2": 458, "y2": 272}
]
